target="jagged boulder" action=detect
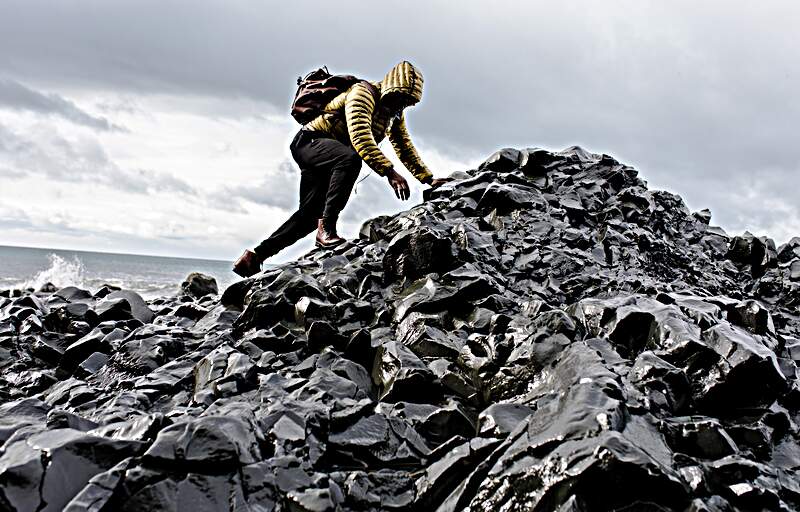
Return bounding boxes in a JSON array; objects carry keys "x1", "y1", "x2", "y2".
[
  {"x1": 181, "y1": 272, "x2": 218, "y2": 298},
  {"x1": 0, "y1": 429, "x2": 142, "y2": 512}
]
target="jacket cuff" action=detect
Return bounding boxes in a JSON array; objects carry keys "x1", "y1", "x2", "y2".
[{"x1": 374, "y1": 165, "x2": 392, "y2": 177}]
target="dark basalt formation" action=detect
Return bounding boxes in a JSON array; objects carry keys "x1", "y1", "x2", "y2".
[{"x1": 1, "y1": 146, "x2": 799, "y2": 511}]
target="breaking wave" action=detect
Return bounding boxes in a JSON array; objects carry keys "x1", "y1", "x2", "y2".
[{"x1": 22, "y1": 253, "x2": 86, "y2": 291}]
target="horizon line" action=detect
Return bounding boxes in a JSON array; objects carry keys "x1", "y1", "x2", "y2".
[{"x1": 0, "y1": 243, "x2": 229, "y2": 264}]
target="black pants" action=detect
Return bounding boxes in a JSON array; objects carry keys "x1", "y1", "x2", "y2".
[{"x1": 254, "y1": 129, "x2": 362, "y2": 259}]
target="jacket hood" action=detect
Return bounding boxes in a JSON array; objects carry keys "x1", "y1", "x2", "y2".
[{"x1": 379, "y1": 61, "x2": 424, "y2": 104}]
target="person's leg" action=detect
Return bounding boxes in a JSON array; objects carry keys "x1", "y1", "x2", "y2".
[
  {"x1": 252, "y1": 133, "x2": 363, "y2": 258},
  {"x1": 237, "y1": 131, "x2": 336, "y2": 276},
  {"x1": 253, "y1": 132, "x2": 362, "y2": 257},
  {"x1": 282, "y1": 136, "x2": 361, "y2": 246},
  {"x1": 250, "y1": 131, "x2": 328, "y2": 259},
  {"x1": 253, "y1": 167, "x2": 326, "y2": 259},
  {"x1": 322, "y1": 145, "x2": 362, "y2": 220},
  {"x1": 295, "y1": 138, "x2": 360, "y2": 246}
]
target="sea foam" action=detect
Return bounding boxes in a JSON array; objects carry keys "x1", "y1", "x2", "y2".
[{"x1": 22, "y1": 253, "x2": 86, "y2": 291}]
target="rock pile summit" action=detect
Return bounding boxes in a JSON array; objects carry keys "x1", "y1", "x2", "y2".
[{"x1": 1, "y1": 146, "x2": 799, "y2": 511}]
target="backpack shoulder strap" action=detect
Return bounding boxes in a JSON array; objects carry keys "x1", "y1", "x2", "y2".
[{"x1": 360, "y1": 80, "x2": 380, "y2": 101}]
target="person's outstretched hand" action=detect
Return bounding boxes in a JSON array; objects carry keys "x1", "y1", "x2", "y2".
[
  {"x1": 386, "y1": 169, "x2": 410, "y2": 200},
  {"x1": 430, "y1": 178, "x2": 453, "y2": 188}
]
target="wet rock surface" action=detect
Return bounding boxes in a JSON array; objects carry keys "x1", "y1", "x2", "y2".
[{"x1": 2, "y1": 145, "x2": 800, "y2": 511}]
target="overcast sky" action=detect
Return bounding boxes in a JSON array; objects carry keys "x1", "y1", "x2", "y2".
[{"x1": 1, "y1": 1, "x2": 798, "y2": 261}]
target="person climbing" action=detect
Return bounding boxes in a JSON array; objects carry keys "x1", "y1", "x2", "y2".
[{"x1": 233, "y1": 61, "x2": 450, "y2": 278}]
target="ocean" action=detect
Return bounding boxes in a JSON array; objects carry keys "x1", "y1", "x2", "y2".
[{"x1": 0, "y1": 245, "x2": 239, "y2": 299}]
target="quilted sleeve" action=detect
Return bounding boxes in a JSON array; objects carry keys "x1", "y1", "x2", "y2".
[
  {"x1": 388, "y1": 112, "x2": 433, "y2": 184},
  {"x1": 345, "y1": 83, "x2": 394, "y2": 176}
]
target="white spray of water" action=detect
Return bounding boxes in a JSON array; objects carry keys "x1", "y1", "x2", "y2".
[{"x1": 22, "y1": 253, "x2": 86, "y2": 291}]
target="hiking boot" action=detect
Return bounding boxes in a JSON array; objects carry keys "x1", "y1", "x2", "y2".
[
  {"x1": 232, "y1": 249, "x2": 263, "y2": 278},
  {"x1": 316, "y1": 218, "x2": 345, "y2": 248}
]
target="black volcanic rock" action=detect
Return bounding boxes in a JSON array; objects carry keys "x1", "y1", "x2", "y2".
[
  {"x1": 383, "y1": 226, "x2": 460, "y2": 282},
  {"x1": 55, "y1": 286, "x2": 94, "y2": 303},
  {"x1": 1, "y1": 145, "x2": 799, "y2": 511},
  {"x1": 143, "y1": 415, "x2": 263, "y2": 469},
  {"x1": 181, "y1": 272, "x2": 219, "y2": 298},
  {"x1": 0, "y1": 398, "x2": 49, "y2": 444},
  {"x1": 0, "y1": 428, "x2": 142, "y2": 512},
  {"x1": 96, "y1": 290, "x2": 154, "y2": 324}
]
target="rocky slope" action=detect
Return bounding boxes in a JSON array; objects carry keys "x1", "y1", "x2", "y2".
[{"x1": 1, "y1": 146, "x2": 799, "y2": 511}]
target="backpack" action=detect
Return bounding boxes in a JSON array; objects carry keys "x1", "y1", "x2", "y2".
[{"x1": 290, "y1": 67, "x2": 368, "y2": 125}]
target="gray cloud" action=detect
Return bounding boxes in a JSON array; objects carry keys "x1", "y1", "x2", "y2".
[
  {"x1": 0, "y1": 165, "x2": 25, "y2": 179},
  {"x1": 0, "y1": 206, "x2": 33, "y2": 230},
  {"x1": 116, "y1": 168, "x2": 197, "y2": 196},
  {"x1": 0, "y1": 119, "x2": 280, "y2": 218},
  {"x1": 0, "y1": 121, "x2": 196, "y2": 196},
  {"x1": 0, "y1": 207, "x2": 86, "y2": 236},
  {"x1": 212, "y1": 159, "x2": 300, "y2": 212},
  {"x1": 0, "y1": 1, "x2": 797, "y2": 243},
  {"x1": 95, "y1": 96, "x2": 143, "y2": 116},
  {"x1": 0, "y1": 78, "x2": 124, "y2": 131}
]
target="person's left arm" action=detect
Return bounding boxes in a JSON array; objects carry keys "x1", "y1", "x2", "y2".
[{"x1": 388, "y1": 112, "x2": 434, "y2": 185}]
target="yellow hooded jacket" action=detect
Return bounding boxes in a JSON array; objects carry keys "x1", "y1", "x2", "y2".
[{"x1": 304, "y1": 61, "x2": 433, "y2": 184}]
